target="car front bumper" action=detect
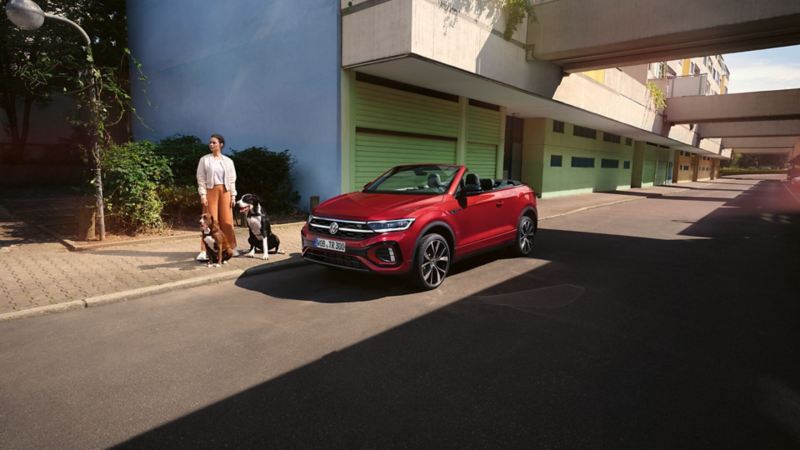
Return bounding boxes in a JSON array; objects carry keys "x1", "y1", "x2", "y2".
[{"x1": 301, "y1": 225, "x2": 416, "y2": 274}]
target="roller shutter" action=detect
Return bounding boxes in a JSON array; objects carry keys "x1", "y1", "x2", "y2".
[
  {"x1": 465, "y1": 143, "x2": 497, "y2": 179},
  {"x1": 352, "y1": 79, "x2": 459, "y2": 189},
  {"x1": 354, "y1": 131, "x2": 457, "y2": 187},
  {"x1": 465, "y1": 105, "x2": 500, "y2": 178}
]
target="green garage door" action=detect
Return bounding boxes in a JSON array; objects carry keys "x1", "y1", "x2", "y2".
[
  {"x1": 352, "y1": 77, "x2": 460, "y2": 190},
  {"x1": 354, "y1": 131, "x2": 457, "y2": 188},
  {"x1": 466, "y1": 104, "x2": 500, "y2": 178},
  {"x1": 643, "y1": 159, "x2": 656, "y2": 185},
  {"x1": 466, "y1": 143, "x2": 497, "y2": 178}
]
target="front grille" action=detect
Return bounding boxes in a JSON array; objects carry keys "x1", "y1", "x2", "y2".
[
  {"x1": 309, "y1": 216, "x2": 374, "y2": 240},
  {"x1": 304, "y1": 249, "x2": 369, "y2": 271}
]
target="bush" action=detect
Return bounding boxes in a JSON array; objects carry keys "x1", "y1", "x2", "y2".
[
  {"x1": 101, "y1": 140, "x2": 172, "y2": 232},
  {"x1": 153, "y1": 135, "x2": 208, "y2": 224},
  {"x1": 230, "y1": 147, "x2": 300, "y2": 214},
  {"x1": 153, "y1": 135, "x2": 209, "y2": 186},
  {"x1": 158, "y1": 184, "x2": 200, "y2": 225}
]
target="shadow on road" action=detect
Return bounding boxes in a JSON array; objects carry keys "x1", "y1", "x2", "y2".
[{"x1": 114, "y1": 179, "x2": 800, "y2": 448}]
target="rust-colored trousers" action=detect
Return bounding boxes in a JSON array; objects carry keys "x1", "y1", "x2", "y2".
[{"x1": 203, "y1": 184, "x2": 237, "y2": 248}]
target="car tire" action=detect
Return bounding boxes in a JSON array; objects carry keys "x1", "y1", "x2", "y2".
[
  {"x1": 412, "y1": 233, "x2": 450, "y2": 290},
  {"x1": 512, "y1": 215, "x2": 535, "y2": 257}
]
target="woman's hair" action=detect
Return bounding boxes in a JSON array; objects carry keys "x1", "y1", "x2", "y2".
[{"x1": 210, "y1": 133, "x2": 225, "y2": 149}]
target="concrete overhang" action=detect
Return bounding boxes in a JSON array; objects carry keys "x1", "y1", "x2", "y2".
[
  {"x1": 721, "y1": 136, "x2": 800, "y2": 148},
  {"x1": 351, "y1": 55, "x2": 725, "y2": 158},
  {"x1": 666, "y1": 89, "x2": 800, "y2": 124},
  {"x1": 699, "y1": 120, "x2": 800, "y2": 138},
  {"x1": 725, "y1": 147, "x2": 794, "y2": 155},
  {"x1": 528, "y1": 0, "x2": 800, "y2": 71}
]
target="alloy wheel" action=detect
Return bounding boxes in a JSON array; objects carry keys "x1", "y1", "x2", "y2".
[
  {"x1": 416, "y1": 234, "x2": 450, "y2": 289},
  {"x1": 516, "y1": 216, "x2": 535, "y2": 256}
]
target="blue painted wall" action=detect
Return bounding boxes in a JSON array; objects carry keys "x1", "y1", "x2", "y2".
[{"x1": 127, "y1": 0, "x2": 341, "y2": 210}]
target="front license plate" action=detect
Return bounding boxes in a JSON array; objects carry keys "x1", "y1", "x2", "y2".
[{"x1": 315, "y1": 237, "x2": 346, "y2": 252}]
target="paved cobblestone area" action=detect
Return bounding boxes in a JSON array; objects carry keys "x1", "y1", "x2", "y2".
[{"x1": 0, "y1": 222, "x2": 303, "y2": 315}]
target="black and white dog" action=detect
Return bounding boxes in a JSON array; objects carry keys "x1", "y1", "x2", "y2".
[{"x1": 236, "y1": 193, "x2": 282, "y2": 260}]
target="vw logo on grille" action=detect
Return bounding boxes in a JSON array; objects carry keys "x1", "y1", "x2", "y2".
[{"x1": 329, "y1": 222, "x2": 339, "y2": 235}]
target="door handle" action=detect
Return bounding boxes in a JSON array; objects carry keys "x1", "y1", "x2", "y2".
[{"x1": 495, "y1": 200, "x2": 504, "y2": 207}]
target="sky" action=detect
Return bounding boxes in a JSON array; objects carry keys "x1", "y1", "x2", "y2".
[{"x1": 723, "y1": 44, "x2": 800, "y2": 93}]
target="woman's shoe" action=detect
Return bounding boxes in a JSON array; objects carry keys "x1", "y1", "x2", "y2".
[{"x1": 196, "y1": 251, "x2": 209, "y2": 261}]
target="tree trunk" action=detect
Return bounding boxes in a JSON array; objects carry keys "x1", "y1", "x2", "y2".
[{"x1": 88, "y1": 74, "x2": 106, "y2": 241}]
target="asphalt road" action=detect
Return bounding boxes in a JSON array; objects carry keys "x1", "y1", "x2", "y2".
[{"x1": 1, "y1": 175, "x2": 799, "y2": 449}]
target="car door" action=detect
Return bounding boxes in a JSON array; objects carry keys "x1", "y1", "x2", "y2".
[
  {"x1": 492, "y1": 185, "x2": 523, "y2": 238},
  {"x1": 455, "y1": 177, "x2": 507, "y2": 252}
]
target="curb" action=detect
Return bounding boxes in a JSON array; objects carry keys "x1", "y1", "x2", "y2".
[
  {"x1": 0, "y1": 257, "x2": 308, "y2": 322},
  {"x1": 0, "y1": 300, "x2": 87, "y2": 322}
]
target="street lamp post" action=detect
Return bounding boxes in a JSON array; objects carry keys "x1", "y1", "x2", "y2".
[{"x1": 5, "y1": 0, "x2": 107, "y2": 240}]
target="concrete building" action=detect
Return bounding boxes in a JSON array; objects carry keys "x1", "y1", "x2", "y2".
[{"x1": 125, "y1": 0, "x2": 800, "y2": 207}]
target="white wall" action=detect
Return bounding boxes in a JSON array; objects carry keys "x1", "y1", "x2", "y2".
[{"x1": 342, "y1": 0, "x2": 563, "y2": 98}]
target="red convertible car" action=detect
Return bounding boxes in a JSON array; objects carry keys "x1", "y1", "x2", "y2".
[{"x1": 301, "y1": 164, "x2": 538, "y2": 289}]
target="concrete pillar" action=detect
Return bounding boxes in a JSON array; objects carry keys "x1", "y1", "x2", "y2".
[
  {"x1": 631, "y1": 141, "x2": 646, "y2": 188},
  {"x1": 496, "y1": 107, "x2": 507, "y2": 179},
  {"x1": 456, "y1": 96, "x2": 468, "y2": 165},
  {"x1": 521, "y1": 118, "x2": 547, "y2": 195}
]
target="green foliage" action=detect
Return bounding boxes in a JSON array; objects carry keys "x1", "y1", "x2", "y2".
[
  {"x1": 153, "y1": 135, "x2": 209, "y2": 186},
  {"x1": 731, "y1": 153, "x2": 787, "y2": 169},
  {"x1": 230, "y1": 147, "x2": 300, "y2": 214},
  {"x1": 719, "y1": 167, "x2": 785, "y2": 176},
  {"x1": 646, "y1": 81, "x2": 667, "y2": 112},
  {"x1": 101, "y1": 140, "x2": 172, "y2": 232},
  {"x1": 158, "y1": 184, "x2": 199, "y2": 225},
  {"x1": 1, "y1": 0, "x2": 136, "y2": 148},
  {"x1": 502, "y1": 0, "x2": 535, "y2": 40}
]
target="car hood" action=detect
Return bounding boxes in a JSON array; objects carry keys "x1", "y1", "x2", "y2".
[{"x1": 313, "y1": 192, "x2": 444, "y2": 220}]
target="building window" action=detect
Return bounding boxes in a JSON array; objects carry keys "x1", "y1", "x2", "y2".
[
  {"x1": 553, "y1": 120, "x2": 565, "y2": 133},
  {"x1": 624, "y1": 160, "x2": 631, "y2": 169},
  {"x1": 571, "y1": 156, "x2": 595, "y2": 168},
  {"x1": 550, "y1": 155, "x2": 562, "y2": 167},
  {"x1": 603, "y1": 132, "x2": 621, "y2": 144},
  {"x1": 573, "y1": 125, "x2": 597, "y2": 140},
  {"x1": 601, "y1": 158, "x2": 619, "y2": 168},
  {"x1": 625, "y1": 137, "x2": 632, "y2": 146}
]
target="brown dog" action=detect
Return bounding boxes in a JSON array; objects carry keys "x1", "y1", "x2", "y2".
[{"x1": 199, "y1": 213, "x2": 234, "y2": 267}]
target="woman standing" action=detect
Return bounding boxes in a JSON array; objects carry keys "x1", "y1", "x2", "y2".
[{"x1": 196, "y1": 133, "x2": 238, "y2": 260}]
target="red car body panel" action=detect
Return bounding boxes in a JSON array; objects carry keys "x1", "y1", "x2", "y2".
[{"x1": 301, "y1": 164, "x2": 537, "y2": 276}]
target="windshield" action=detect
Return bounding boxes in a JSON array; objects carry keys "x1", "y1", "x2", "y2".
[{"x1": 364, "y1": 165, "x2": 460, "y2": 194}]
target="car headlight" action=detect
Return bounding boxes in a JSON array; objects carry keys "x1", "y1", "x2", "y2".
[{"x1": 366, "y1": 218, "x2": 415, "y2": 233}]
